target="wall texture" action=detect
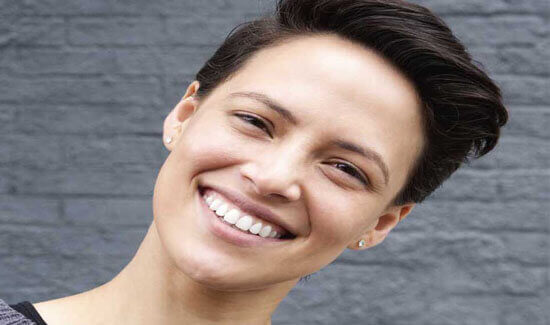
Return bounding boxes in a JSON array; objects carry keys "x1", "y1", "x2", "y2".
[{"x1": 0, "y1": 0, "x2": 548, "y2": 324}]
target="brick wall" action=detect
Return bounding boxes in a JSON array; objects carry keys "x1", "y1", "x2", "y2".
[{"x1": 0, "y1": 0, "x2": 548, "y2": 324}]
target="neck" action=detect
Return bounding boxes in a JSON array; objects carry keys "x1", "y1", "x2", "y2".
[{"x1": 64, "y1": 222, "x2": 297, "y2": 325}]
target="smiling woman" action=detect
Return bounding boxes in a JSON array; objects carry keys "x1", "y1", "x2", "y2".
[{"x1": 1, "y1": 0, "x2": 509, "y2": 324}]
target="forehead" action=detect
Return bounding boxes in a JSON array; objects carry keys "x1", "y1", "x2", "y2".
[{"x1": 217, "y1": 33, "x2": 424, "y2": 190}]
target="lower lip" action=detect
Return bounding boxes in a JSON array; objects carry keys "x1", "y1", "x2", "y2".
[{"x1": 197, "y1": 187, "x2": 288, "y2": 247}]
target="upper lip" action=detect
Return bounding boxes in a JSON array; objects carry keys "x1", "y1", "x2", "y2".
[{"x1": 200, "y1": 184, "x2": 295, "y2": 237}]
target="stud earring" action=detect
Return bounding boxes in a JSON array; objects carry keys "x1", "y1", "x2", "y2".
[
  {"x1": 164, "y1": 136, "x2": 172, "y2": 144},
  {"x1": 358, "y1": 239, "x2": 366, "y2": 247}
]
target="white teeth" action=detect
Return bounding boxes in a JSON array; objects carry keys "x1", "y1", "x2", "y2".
[
  {"x1": 223, "y1": 208, "x2": 240, "y2": 224},
  {"x1": 223, "y1": 209, "x2": 239, "y2": 225},
  {"x1": 259, "y1": 225, "x2": 272, "y2": 238},
  {"x1": 215, "y1": 203, "x2": 229, "y2": 216},
  {"x1": 204, "y1": 194, "x2": 287, "y2": 239},
  {"x1": 235, "y1": 215, "x2": 253, "y2": 231},
  {"x1": 209, "y1": 198, "x2": 222, "y2": 210},
  {"x1": 249, "y1": 222, "x2": 262, "y2": 234}
]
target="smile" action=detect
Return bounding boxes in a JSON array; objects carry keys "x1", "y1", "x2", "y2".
[{"x1": 198, "y1": 186, "x2": 295, "y2": 246}]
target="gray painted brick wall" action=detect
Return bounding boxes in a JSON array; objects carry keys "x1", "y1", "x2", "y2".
[{"x1": 0, "y1": 0, "x2": 548, "y2": 324}]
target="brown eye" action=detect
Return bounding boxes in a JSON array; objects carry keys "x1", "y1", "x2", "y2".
[
  {"x1": 235, "y1": 113, "x2": 272, "y2": 137},
  {"x1": 328, "y1": 161, "x2": 369, "y2": 186}
]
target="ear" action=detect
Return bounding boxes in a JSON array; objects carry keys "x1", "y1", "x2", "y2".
[
  {"x1": 163, "y1": 80, "x2": 200, "y2": 151},
  {"x1": 348, "y1": 203, "x2": 415, "y2": 250}
]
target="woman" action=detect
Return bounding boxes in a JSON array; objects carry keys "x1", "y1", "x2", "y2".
[{"x1": 1, "y1": 0, "x2": 507, "y2": 324}]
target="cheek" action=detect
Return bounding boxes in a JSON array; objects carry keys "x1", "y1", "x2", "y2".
[
  {"x1": 309, "y1": 197, "x2": 379, "y2": 248},
  {"x1": 175, "y1": 118, "x2": 236, "y2": 169},
  {"x1": 175, "y1": 115, "x2": 264, "y2": 175},
  {"x1": 309, "y1": 203, "x2": 360, "y2": 246}
]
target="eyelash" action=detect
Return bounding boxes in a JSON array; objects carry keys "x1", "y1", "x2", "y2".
[
  {"x1": 235, "y1": 113, "x2": 272, "y2": 137},
  {"x1": 235, "y1": 113, "x2": 369, "y2": 186}
]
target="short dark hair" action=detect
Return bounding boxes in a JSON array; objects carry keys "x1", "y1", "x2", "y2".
[{"x1": 194, "y1": 0, "x2": 508, "y2": 206}]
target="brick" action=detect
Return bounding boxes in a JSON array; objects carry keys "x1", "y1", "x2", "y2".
[
  {"x1": 497, "y1": 75, "x2": 550, "y2": 106},
  {"x1": 0, "y1": 105, "x2": 16, "y2": 134},
  {"x1": 13, "y1": 104, "x2": 164, "y2": 135},
  {"x1": 10, "y1": 48, "x2": 117, "y2": 75},
  {"x1": 0, "y1": 17, "x2": 65, "y2": 46},
  {"x1": 1, "y1": 287, "x2": 64, "y2": 307},
  {"x1": 7, "y1": 166, "x2": 156, "y2": 196},
  {"x1": 0, "y1": 195, "x2": 60, "y2": 224},
  {"x1": 6, "y1": 47, "x2": 203, "y2": 75},
  {"x1": 64, "y1": 198, "x2": 151, "y2": 226},
  {"x1": 503, "y1": 107, "x2": 550, "y2": 139},
  {"x1": 500, "y1": 296, "x2": 548, "y2": 325},
  {"x1": 491, "y1": 136, "x2": 550, "y2": 169},
  {"x1": 423, "y1": 296, "x2": 499, "y2": 325},
  {"x1": 443, "y1": 16, "x2": 548, "y2": 47},
  {"x1": 0, "y1": 0, "x2": 267, "y2": 16},
  {"x1": 336, "y1": 231, "x2": 508, "y2": 267},
  {"x1": 500, "y1": 170, "x2": 550, "y2": 200},
  {"x1": 113, "y1": 47, "x2": 211, "y2": 75},
  {"x1": 275, "y1": 263, "x2": 430, "y2": 324},
  {"x1": 0, "y1": 134, "x2": 64, "y2": 169},
  {"x1": 0, "y1": 0, "x2": 157, "y2": 15},
  {"x1": 14, "y1": 17, "x2": 65, "y2": 45},
  {"x1": 341, "y1": 230, "x2": 547, "y2": 268},
  {"x1": 68, "y1": 18, "x2": 164, "y2": 46},
  {"x1": 442, "y1": 262, "x2": 546, "y2": 295},
  {"x1": 470, "y1": 44, "x2": 550, "y2": 76},
  {"x1": 164, "y1": 74, "x2": 197, "y2": 108},
  {"x1": 427, "y1": 168, "x2": 498, "y2": 201},
  {"x1": 0, "y1": 254, "x2": 128, "y2": 291},
  {"x1": 158, "y1": 0, "x2": 270, "y2": 16},
  {"x1": 0, "y1": 232, "x2": 12, "y2": 256},
  {"x1": 166, "y1": 16, "x2": 245, "y2": 46},
  {"x1": 62, "y1": 135, "x2": 166, "y2": 167},
  {"x1": 412, "y1": 0, "x2": 550, "y2": 15},
  {"x1": 0, "y1": 173, "x2": 11, "y2": 194},
  {"x1": 464, "y1": 148, "x2": 497, "y2": 169},
  {"x1": 2, "y1": 224, "x2": 147, "y2": 257},
  {"x1": 0, "y1": 76, "x2": 161, "y2": 105},
  {"x1": 402, "y1": 200, "x2": 550, "y2": 232},
  {"x1": 0, "y1": 47, "x2": 12, "y2": 76},
  {"x1": 499, "y1": 232, "x2": 548, "y2": 265},
  {"x1": 0, "y1": 18, "x2": 13, "y2": 47}
]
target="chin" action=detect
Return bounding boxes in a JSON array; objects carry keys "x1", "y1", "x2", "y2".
[{"x1": 175, "y1": 246, "x2": 278, "y2": 291}]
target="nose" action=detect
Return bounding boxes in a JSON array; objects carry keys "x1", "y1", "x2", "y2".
[{"x1": 239, "y1": 147, "x2": 303, "y2": 202}]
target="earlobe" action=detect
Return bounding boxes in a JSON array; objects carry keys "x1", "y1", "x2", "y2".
[
  {"x1": 348, "y1": 203, "x2": 416, "y2": 250},
  {"x1": 162, "y1": 81, "x2": 201, "y2": 151}
]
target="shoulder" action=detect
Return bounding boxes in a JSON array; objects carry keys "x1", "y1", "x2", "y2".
[{"x1": 0, "y1": 298, "x2": 36, "y2": 325}]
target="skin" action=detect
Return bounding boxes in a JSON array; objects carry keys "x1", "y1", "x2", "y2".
[{"x1": 32, "y1": 33, "x2": 424, "y2": 325}]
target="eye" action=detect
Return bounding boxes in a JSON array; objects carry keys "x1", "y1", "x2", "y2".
[
  {"x1": 235, "y1": 113, "x2": 272, "y2": 137},
  {"x1": 327, "y1": 161, "x2": 369, "y2": 186}
]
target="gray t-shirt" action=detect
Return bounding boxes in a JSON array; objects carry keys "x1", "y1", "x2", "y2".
[{"x1": 0, "y1": 298, "x2": 44, "y2": 325}]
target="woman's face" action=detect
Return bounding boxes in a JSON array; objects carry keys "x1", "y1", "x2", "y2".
[{"x1": 153, "y1": 34, "x2": 424, "y2": 291}]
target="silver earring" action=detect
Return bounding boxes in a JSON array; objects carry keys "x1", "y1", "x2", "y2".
[
  {"x1": 358, "y1": 239, "x2": 366, "y2": 247},
  {"x1": 164, "y1": 136, "x2": 172, "y2": 144}
]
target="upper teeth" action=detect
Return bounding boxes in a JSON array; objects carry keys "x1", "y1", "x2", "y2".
[{"x1": 205, "y1": 193, "x2": 282, "y2": 239}]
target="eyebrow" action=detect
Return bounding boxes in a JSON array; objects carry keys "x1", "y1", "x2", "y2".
[
  {"x1": 228, "y1": 91, "x2": 390, "y2": 186},
  {"x1": 229, "y1": 91, "x2": 299, "y2": 125}
]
